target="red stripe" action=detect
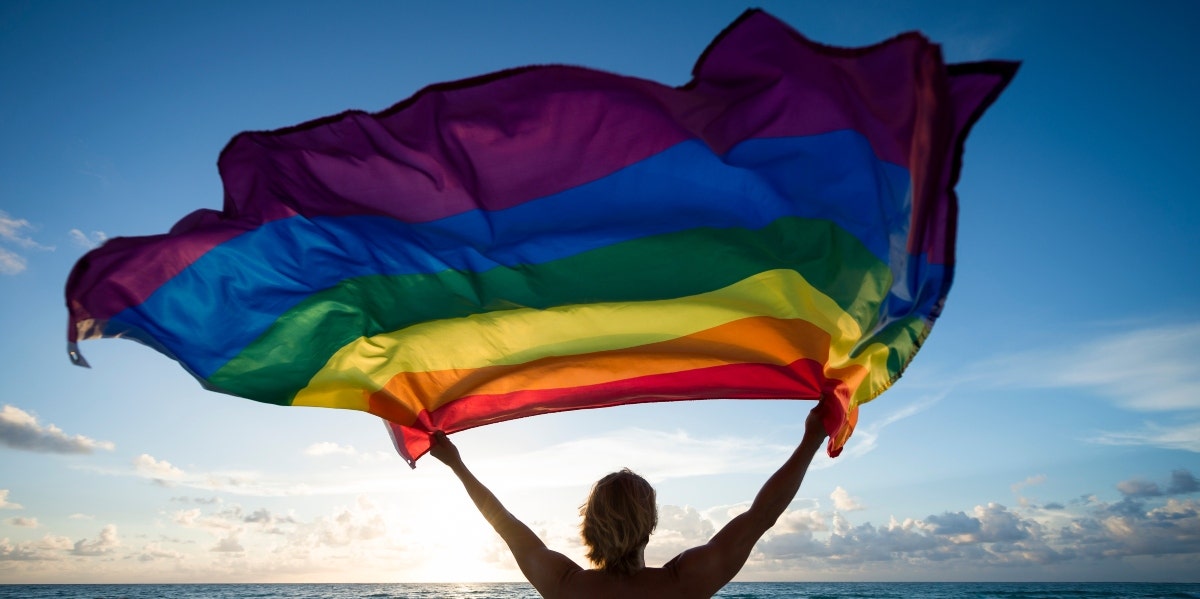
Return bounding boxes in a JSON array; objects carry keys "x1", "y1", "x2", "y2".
[{"x1": 389, "y1": 358, "x2": 853, "y2": 465}]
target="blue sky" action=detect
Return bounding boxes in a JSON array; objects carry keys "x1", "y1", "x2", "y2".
[{"x1": 2, "y1": 0, "x2": 1199, "y2": 584}]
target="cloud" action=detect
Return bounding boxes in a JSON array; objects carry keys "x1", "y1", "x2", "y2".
[
  {"x1": 243, "y1": 508, "x2": 297, "y2": 533},
  {"x1": 81, "y1": 453, "x2": 390, "y2": 498},
  {"x1": 310, "y1": 497, "x2": 387, "y2": 547},
  {"x1": 973, "y1": 323, "x2": 1200, "y2": 412},
  {"x1": 474, "y1": 428, "x2": 795, "y2": 488},
  {"x1": 211, "y1": 533, "x2": 244, "y2": 553},
  {"x1": 836, "y1": 396, "x2": 941, "y2": 462},
  {"x1": 304, "y1": 442, "x2": 358, "y2": 457},
  {"x1": 67, "y1": 513, "x2": 93, "y2": 520},
  {"x1": 1011, "y1": 475, "x2": 1046, "y2": 494},
  {"x1": 136, "y1": 542, "x2": 183, "y2": 562},
  {"x1": 170, "y1": 495, "x2": 221, "y2": 504},
  {"x1": 0, "y1": 210, "x2": 53, "y2": 274},
  {"x1": 830, "y1": 487, "x2": 865, "y2": 512},
  {"x1": 742, "y1": 469, "x2": 1200, "y2": 577},
  {"x1": 172, "y1": 504, "x2": 297, "y2": 541},
  {"x1": 1168, "y1": 470, "x2": 1200, "y2": 495},
  {"x1": 165, "y1": 497, "x2": 397, "y2": 571},
  {"x1": 1089, "y1": 419, "x2": 1200, "y2": 453},
  {"x1": 1117, "y1": 478, "x2": 1162, "y2": 498},
  {"x1": 0, "y1": 247, "x2": 26, "y2": 275},
  {"x1": 647, "y1": 505, "x2": 717, "y2": 564},
  {"x1": 0, "y1": 405, "x2": 115, "y2": 454},
  {"x1": 961, "y1": 323, "x2": 1200, "y2": 454},
  {"x1": 133, "y1": 454, "x2": 185, "y2": 484},
  {"x1": 7, "y1": 517, "x2": 38, "y2": 528},
  {"x1": 67, "y1": 228, "x2": 107, "y2": 250},
  {"x1": 0, "y1": 490, "x2": 22, "y2": 510},
  {"x1": 0, "y1": 210, "x2": 53, "y2": 251},
  {"x1": 1117, "y1": 470, "x2": 1199, "y2": 499},
  {"x1": 0, "y1": 535, "x2": 72, "y2": 562},
  {"x1": 70, "y1": 525, "x2": 120, "y2": 556},
  {"x1": 173, "y1": 507, "x2": 238, "y2": 531}
]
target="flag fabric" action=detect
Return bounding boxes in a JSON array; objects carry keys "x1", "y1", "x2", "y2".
[{"x1": 65, "y1": 10, "x2": 1016, "y2": 466}]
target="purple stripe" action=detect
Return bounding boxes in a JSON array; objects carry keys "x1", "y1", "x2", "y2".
[
  {"x1": 917, "y1": 63, "x2": 1019, "y2": 264},
  {"x1": 67, "y1": 10, "x2": 1005, "y2": 330}
]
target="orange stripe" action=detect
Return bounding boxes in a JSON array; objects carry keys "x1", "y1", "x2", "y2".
[{"x1": 367, "y1": 315, "x2": 868, "y2": 426}]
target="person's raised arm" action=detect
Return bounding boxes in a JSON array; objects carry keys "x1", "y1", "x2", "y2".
[
  {"x1": 428, "y1": 432, "x2": 580, "y2": 597},
  {"x1": 669, "y1": 405, "x2": 829, "y2": 597}
]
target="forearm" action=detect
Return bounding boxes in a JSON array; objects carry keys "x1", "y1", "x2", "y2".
[
  {"x1": 450, "y1": 463, "x2": 507, "y2": 526},
  {"x1": 447, "y1": 460, "x2": 542, "y2": 552},
  {"x1": 747, "y1": 431, "x2": 825, "y2": 529}
]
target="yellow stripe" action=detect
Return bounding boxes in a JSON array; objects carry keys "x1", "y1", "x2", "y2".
[
  {"x1": 292, "y1": 269, "x2": 887, "y2": 412},
  {"x1": 362, "y1": 316, "x2": 873, "y2": 425}
]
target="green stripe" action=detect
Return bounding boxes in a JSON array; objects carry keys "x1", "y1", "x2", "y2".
[
  {"x1": 854, "y1": 315, "x2": 930, "y2": 405},
  {"x1": 209, "y1": 217, "x2": 891, "y2": 404}
]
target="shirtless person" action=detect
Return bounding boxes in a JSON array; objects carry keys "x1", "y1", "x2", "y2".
[{"x1": 429, "y1": 404, "x2": 829, "y2": 599}]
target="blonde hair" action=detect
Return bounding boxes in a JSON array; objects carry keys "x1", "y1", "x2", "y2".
[{"x1": 579, "y1": 468, "x2": 657, "y2": 576}]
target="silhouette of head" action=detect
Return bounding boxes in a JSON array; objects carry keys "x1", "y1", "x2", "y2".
[{"x1": 580, "y1": 468, "x2": 658, "y2": 575}]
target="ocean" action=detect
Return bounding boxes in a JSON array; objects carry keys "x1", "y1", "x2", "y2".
[{"x1": 1, "y1": 582, "x2": 1197, "y2": 599}]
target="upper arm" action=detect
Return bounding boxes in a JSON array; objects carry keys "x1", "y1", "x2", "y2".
[
  {"x1": 490, "y1": 510, "x2": 582, "y2": 598},
  {"x1": 668, "y1": 510, "x2": 773, "y2": 596}
]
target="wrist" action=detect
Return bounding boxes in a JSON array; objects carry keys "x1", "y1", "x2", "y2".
[{"x1": 800, "y1": 433, "x2": 826, "y2": 452}]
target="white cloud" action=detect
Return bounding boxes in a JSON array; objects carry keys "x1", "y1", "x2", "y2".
[
  {"x1": 1011, "y1": 475, "x2": 1047, "y2": 494},
  {"x1": 304, "y1": 442, "x2": 358, "y2": 457},
  {"x1": 67, "y1": 228, "x2": 107, "y2": 249},
  {"x1": 70, "y1": 525, "x2": 120, "y2": 556},
  {"x1": 0, "y1": 210, "x2": 53, "y2": 274},
  {"x1": 741, "y1": 469, "x2": 1200, "y2": 579},
  {"x1": 0, "y1": 247, "x2": 26, "y2": 275},
  {"x1": 7, "y1": 517, "x2": 38, "y2": 528},
  {"x1": 973, "y1": 323, "x2": 1200, "y2": 412},
  {"x1": 309, "y1": 498, "x2": 387, "y2": 548},
  {"x1": 0, "y1": 405, "x2": 115, "y2": 454},
  {"x1": 831, "y1": 486, "x2": 865, "y2": 512},
  {"x1": 211, "y1": 532, "x2": 245, "y2": 553},
  {"x1": 0, "y1": 210, "x2": 53, "y2": 251},
  {"x1": 648, "y1": 504, "x2": 716, "y2": 564},
  {"x1": 133, "y1": 454, "x2": 186, "y2": 484},
  {"x1": 136, "y1": 542, "x2": 183, "y2": 562},
  {"x1": 80, "y1": 454, "x2": 400, "y2": 498},
  {"x1": 957, "y1": 323, "x2": 1200, "y2": 453},
  {"x1": 0, "y1": 534, "x2": 72, "y2": 562},
  {"x1": 1089, "y1": 420, "x2": 1200, "y2": 453},
  {"x1": 0, "y1": 490, "x2": 22, "y2": 510},
  {"x1": 836, "y1": 395, "x2": 941, "y2": 462},
  {"x1": 473, "y1": 428, "x2": 794, "y2": 489},
  {"x1": 67, "y1": 513, "x2": 93, "y2": 520}
]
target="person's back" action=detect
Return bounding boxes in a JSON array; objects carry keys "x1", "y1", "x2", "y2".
[
  {"x1": 556, "y1": 562, "x2": 695, "y2": 599},
  {"x1": 429, "y1": 405, "x2": 829, "y2": 599}
]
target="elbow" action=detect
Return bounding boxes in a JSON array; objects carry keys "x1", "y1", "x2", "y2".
[{"x1": 743, "y1": 507, "x2": 781, "y2": 535}]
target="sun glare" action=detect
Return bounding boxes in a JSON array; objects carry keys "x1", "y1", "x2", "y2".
[{"x1": 389, "y1": 498, "x2": 523, "y2": 583}]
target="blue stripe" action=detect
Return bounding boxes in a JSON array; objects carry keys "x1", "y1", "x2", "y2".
[{"x1": 110, "y1": 129, "x2": 914, "y2": 378}]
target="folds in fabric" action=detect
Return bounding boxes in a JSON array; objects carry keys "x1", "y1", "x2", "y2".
[{"x1": 65, "y1": 9, "x2": 1016, "y2": 466}]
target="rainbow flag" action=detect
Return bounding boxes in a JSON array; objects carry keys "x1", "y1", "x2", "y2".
[{"x1": 65, "y1": 10, "x2": 1015, "y2": 466}]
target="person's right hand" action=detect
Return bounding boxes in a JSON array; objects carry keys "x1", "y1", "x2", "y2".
[
  {"x1": 804, "y1": 403, "x2": 829, "y2": 441},
  {"x1": 428, "y1": 431, "x2": 462, "y2": 466}
]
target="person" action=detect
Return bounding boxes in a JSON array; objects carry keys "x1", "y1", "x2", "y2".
[{"x1": 429, "y1": 404, "x2": 829, "y2": 599}]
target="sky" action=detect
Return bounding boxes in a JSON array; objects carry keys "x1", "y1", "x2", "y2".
[{"x1": 1, "y1": 0, "x2": 1199, "y2": 585}]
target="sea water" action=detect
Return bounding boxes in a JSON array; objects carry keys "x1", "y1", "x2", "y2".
[{"x1": 1, "y1": 582, "x2": 1198, "y2": 598}]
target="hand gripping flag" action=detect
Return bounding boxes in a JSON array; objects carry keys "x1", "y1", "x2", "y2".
[{"x1": 65, "y1": 10, "x2": 1016, "y2": 466}]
